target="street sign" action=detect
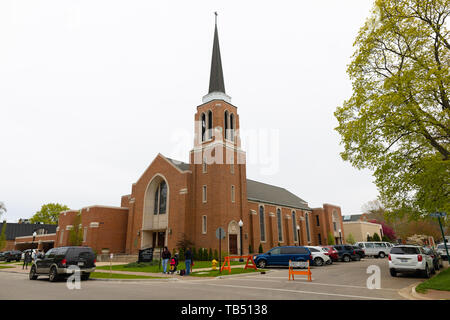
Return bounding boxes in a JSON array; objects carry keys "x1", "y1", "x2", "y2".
[
  {"x1": 216, "y1": 227, "x2": 226, "y2": 240},
  {"x1": 430, "y1": 212, "x2": 447, "y2": 218}
]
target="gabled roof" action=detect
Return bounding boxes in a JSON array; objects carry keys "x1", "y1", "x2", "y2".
[
  {"x1": 161, "y1": 158, "x2": 311, "y2": 210},
  {"x1": 246, "y1": 179, "x2": 311, "y2": 211},
  {"x1": 165, "y1": 157, "x2": 191, "y2": 172}
]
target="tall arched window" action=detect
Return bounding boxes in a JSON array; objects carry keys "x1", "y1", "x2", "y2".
[
  {"x1": 153, "y1": 181, "x2": 167, "y2": 215},
  {"x1": 208, "y1": 110, "x2": 213, "y2": 139},
  {"x1": 259, "y1": 206, "x2": 266, "y2": 242},
  {"x1": 292, "y1": 211, "x2": 298, "y2": 242},
  {"x1": 224, "y1": 110, "x2": 229, "y2": 140},
  {"x1": 230, "y1": 113, "x2": 235, "y2": 141},
  {"x1": 276, "y1": 209, "x2": 283, "y2": 242},
  {"x1": 305, "y1": 212, "x2": 311, "y2": 243},
  {"x1": 201, "y1": 113, "x2": 206, "y2": 142}
]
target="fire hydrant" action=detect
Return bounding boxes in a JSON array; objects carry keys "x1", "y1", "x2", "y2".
[{"x1": 212, "y1": 259, "x2": 218, "y2": 270}]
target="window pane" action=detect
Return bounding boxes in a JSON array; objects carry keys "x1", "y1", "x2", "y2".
[
  {"x1": 154, "y1": 187, "x2": 159, "y2": 215},
  {"x1": 159, "y1": 181, "x2": 167, "y2": 214},
  {"x1": 305, "y1": 214, "x2": 311, "y2": 242},
  {"x1": 292, "y1": 212, "x2": 298, "y2": 242},
  {"x1": 277, "y1": 209, "x2": 283, "y2": 242},
  {"x1": 259, "y1": 206, "x2": 265, "y2": 242},
  {"x1": 270, "y1": 248, "x2": 281, "y2": 255}
]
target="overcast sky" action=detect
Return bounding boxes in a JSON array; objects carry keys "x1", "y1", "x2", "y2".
[{"x1": 0, "y1": 0, "x2": 379, "y2": 223}]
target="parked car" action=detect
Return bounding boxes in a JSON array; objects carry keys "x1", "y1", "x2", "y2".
[
  {"x1": 253, "y1": 246, "x2": 313, "y2": 268},
  {"x1": 436, "y1": 243, "x2": 449, "y2": 261},
  {"x1": 29, "y1": 246, "x2": 96, "y2": 282},
  {"x1": 321, "y1": 246, "x2": 339, "y2": 262},
  {"x1": 333, "y1": 245, "x2": 360, "y2": 262},
  {"x1": 352, "y1": 245, "x2": 365, "y2": 259},
  {"x1": 3, "y1": 250, "x2": 22, "y2": 262},
  {"x1": 355, "y1": 242, "x2": 392, "y2": 258},
  {"x1": 389, "y1": 245, "x2": 435, "y2": 278},
  {"x1": 0, "y1": 252, "x2": 5, "y2": 261},
  {"x1": 305, "y1": 246, "x2": 332, "y2": 266},
  {"x1": 423, "y1": 247, "x2": 443, "y2": 271}
]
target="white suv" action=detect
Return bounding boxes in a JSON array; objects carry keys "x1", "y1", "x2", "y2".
[
  {"x1": 305, "y1": 246, "x2": 331, "y2": 266},
  {"x1": 389, "y1": 245, "x2": 435, "y2": 278}
]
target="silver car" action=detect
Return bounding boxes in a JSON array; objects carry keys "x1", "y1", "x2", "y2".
[{"x1": 355, "y1": 241, "x2": 393, "y2": 258}]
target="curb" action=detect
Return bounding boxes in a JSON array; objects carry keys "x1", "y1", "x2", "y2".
[
  {"x1": 90, "y1": 277, "x2": 178, "y2": 282},
  {"x1": 216, "y1": 269, "x2": 273, "y2": 279}
]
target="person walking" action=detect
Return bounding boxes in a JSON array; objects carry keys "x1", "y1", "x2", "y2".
[
  {"x1": 161, "y1": 247, "x2": 171, "y2": 274},
  {"x1": 185, "y1": 247, "x2": 193, "y2": 276},
  {"x1": 22, "y1": 250, "x2": 31, "y2": 270}
]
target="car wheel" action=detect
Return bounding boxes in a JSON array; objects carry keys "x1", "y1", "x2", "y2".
[
  {"x1": 29, "y1": 266, "x2": 38, "y2": 280},
  {"x1": 378, "y1": 252, "x2": 385, "y2": 259},
  {"x1": 49, "y1": 266, "x2": 59, "y2": 282},
  {"x1": 314, "y1": 257, "x2": 324, "y2": 266},
  {"x1": 257, "y1": 260, "x2": 267, "y2": 268},
  {"x1": 81, "y1": 273, "x2": 90, "y2": 281},
  {"x1": 343, "y1": 255, "x2": 351, "y2": 262},
  {"x1": 423, "y1": 265, "x2": 431, "y2": 279},
  {"x1": 326, "y1": 259, "x2": 332, "y2": 265},
  {"x1": 390, "y1": 269, "x2": 396, "y2": 277}
]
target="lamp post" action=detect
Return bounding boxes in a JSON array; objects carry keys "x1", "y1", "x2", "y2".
[
  {"x1": 239, "y1": 219, "x2": 243, "y2": 261},
  {"x1": 296, "y1": 225, "x2": 300, "y2": 246}
]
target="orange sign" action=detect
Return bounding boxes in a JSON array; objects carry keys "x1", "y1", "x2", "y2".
[
  {"x1": 288, "y1": 260, "x2": 312, "y2": 281},
  {"x1": 220, "y1": 255, "x2": 258, "y2": 274}
]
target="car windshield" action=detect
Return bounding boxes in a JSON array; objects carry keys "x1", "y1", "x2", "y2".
[
  {"x1": 391, "y1": 247, "x2": 420, "y2": 255},
  {"x1": 437, "y1": 244, "x2": 446, "y2": 249}
]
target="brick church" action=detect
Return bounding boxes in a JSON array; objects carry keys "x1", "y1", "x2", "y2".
[{"x1": 54, "y1": 20, "x2": 345, "y2": 257}]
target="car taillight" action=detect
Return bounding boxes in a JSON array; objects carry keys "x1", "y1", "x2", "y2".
[
  {"x1": 388, "y1": 254, "x2": 391, "y2": 261},
  {"x1": 418, "y1": 255, "x2": 422, "y2": 262},
  {"x1": 353, "y1": 251, "x2": 356, "y2": 255},
  {"x1": 61, "y1": 258, "x2": 67, "y2": 266}
]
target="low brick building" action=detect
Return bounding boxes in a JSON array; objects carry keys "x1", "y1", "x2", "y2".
[{"x1": 54, "y1": 21, "x2": 344, "y2": 256}]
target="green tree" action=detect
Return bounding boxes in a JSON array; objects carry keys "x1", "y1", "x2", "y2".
[
  {"x1": 367, "y1": 235, "x2": 373, "y2": 241},
  {"x1": 372, "y1": 233, "x2": 382, "y2": 241},
  {"x1": 68, "y1": 212, "x2": 83, "y2": 246},
  {"x1": 208, "y1": 248, "x2": 213, "y2": 261},
  {"x1": 346, "y1": 233, "x2": 356, "y2": 244},
  {"x1": 30, "y1": 203, "x2": 70, "y2": 224},
  {"x1": 335, "y1": 0, "x2": 450, "y2": 218},
  {"x1": 249, "y1": 244, "x2": 253, "y2": 254},
  {"x1": 327, "y1": 232, "x2": 335, "y2": 245},
  {"x1": 0, "y1": 222, "x2": 6, "y2": 251},
  {"x1": 258, "y1": 243, "x2": 263, "y2": 253}
]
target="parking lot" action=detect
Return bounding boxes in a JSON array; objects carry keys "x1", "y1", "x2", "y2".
[{"x1": 0, "y1": 257, "x2": 424, "y2": 300}]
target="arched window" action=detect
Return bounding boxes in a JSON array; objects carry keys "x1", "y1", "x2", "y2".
[
  {"x1": 201, "y1": 113, "x2": 206, "y2": 142},
  {"x1": 259, "y1": 206, "x2": 266, "y2": 242},
  {"x1": 208, "y1": 110, "x2": 213, "y2": 139},
  {"x1": 292, "y1": 211, "x2": 298, "y2": 242},
  {"x1": 305, "y1": 213, "x2": 311, "y2": 243},
  {"x1": 224, "y1": 110, "x2": 229, "y2": 140},
  {"x1": 154, "y1": 181, "x2": 167, "y2": 215},
  {"x1": 276, "y1": 209, "x2": 283, "y2": 242},
  {"x1": 230, "y1": 113, "x2": 235, "y2": 141}
]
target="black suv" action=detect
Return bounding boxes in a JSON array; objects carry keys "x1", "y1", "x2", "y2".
[
  {"x1": 352, "y1": 245, "x2": 365, "y2": 259},
  {"x1": 3, "y1": 250, "x2": 22, "y2": 262},
  {"x1": 29, "y1": 246, "x2": 96, "y2": 282},
  {"x1": 333, "y1": 245, "x2": 360, "y2": 262}
]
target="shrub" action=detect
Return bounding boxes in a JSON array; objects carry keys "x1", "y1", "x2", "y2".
[
  {"x1": 249, "y1": 244, "x2": 253, "y2": 254},
  {"x1": 372, "y1": 233, "x2": 381, "y2": 241},
  {"x1": 213, "y1": 249, "x2": 218, "y2": 260},
  {"x1": 327, "y1": 232, "x2": 335, "y2": 245},
  {"x1": 208, "y1": 248, "x2": 213, "y2": 261},
  {"x1": 258, "y1": 244, "x2": 263, "y2": 253}
]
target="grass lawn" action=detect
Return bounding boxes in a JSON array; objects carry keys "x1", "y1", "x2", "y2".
[
  {"x1": 416, "y1": 267, "x2": 450, "y2": 293},
  {"x1": 96, "y1": 260, "x2": 245, "y2": 273},
  {"x1": 0, "y1": 266, "x2": 14, "y2": 269},
  {"x1": 190, "y1": 267, "x2": 266, "y2": 277},
  {"x1": 90, "y1": 272, "x2": 166, "y2": 280}
]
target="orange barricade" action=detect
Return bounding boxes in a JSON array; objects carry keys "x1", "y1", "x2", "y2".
[
  {"x1": 288, "y1": 260, "x2": 312, "y2": 281},
  {"x1": 220, "y1": 255, "x2": 258, "y2": 274}
]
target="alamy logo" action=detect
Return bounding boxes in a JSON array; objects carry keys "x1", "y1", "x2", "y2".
[
  {"x1": 366, "y1": 265, "x2": 381, "y2": 290},
  {"x1": 66, "y1": 265, "x2": 81, "y2": 290}
]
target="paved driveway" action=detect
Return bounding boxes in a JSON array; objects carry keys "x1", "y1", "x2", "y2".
[{"x1": 0, "y1": 258, "x2": 422, "y2": 300}]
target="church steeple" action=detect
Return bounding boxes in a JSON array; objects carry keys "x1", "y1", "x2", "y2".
[
  {"x1": 208, "y1": 14, "x2": 226, "y2": 94},
  {"x1": 202, "y1": 13, "x2": 232, "y2": 103}
]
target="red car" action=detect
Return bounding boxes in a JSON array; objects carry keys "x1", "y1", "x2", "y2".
[{"x1": 321, "y1": 246, "x2": 339, "y2": 262}]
